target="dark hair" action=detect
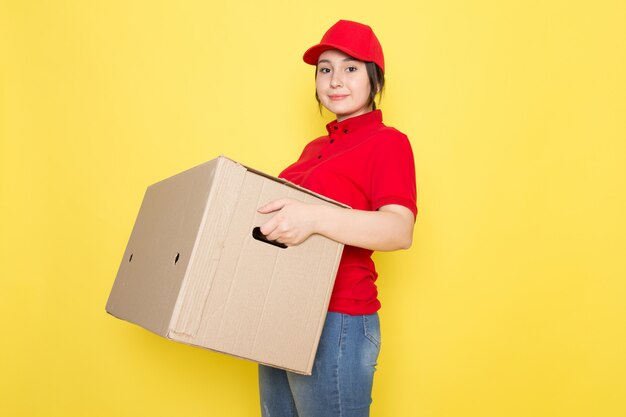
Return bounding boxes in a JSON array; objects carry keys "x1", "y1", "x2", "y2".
[
  {"x1": 315, "y1": 61, "x2": 385, "y2": 113},
  {"x1": 365, "y1": 62, "x2": 385, "y2": 110}
]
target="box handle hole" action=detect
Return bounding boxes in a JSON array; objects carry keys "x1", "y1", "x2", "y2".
[
  {"x1": 174, "y1": 252, "x2": 180, "y2": 265},
  {"x1": 252, "y1": 227, "x2": 287, "y2": 249},
  {"x1": 129, "y1": 253, "x2": 133, "y2": 262}
]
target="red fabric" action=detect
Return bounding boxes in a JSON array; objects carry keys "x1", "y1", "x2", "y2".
[{"x1": 279, "y1": 110, "x2": 417, "y2": 315}]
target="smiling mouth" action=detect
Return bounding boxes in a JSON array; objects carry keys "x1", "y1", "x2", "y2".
[{"x1": 328, "y1": 94, "x2": 349, "y2": 101}]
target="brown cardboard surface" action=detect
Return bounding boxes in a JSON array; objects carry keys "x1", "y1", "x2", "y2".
[{"x1": 106, "y1": 156, "x2": 345, "y2": 375}]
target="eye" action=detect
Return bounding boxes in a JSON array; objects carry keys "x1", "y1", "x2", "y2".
[
  {"x1": 346, "y1": 66, "x2": 358, "y2": 72},
  {"x1": 318, "y1": 67, "x2": 331, "y2": 74}
]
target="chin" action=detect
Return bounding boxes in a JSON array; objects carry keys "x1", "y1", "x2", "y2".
[{"x1": 326, "y1": 106, "x2": 354, "y2": 117}]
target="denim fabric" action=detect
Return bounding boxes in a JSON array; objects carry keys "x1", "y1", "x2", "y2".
[{"x1": 259, "y1": 312, "x2": 381, "y2": 417}]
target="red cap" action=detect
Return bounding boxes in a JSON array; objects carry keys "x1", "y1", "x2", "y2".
[{"x1": 303, "y1": 20, "x2": 385, "y2": 73}]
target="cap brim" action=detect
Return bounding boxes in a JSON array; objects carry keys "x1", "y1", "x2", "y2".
[{"x1": 302, "y1": 43, "x2": 370, "y2": 66}]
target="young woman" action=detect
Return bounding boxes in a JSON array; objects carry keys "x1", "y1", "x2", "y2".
[{"x1": 257, "y1": 20, "x2": 417, "y2": 417}]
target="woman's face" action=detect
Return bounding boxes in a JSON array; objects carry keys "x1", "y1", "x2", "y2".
[{"x1": 316, "y1": 49, "x2": 372, "y2": 122}]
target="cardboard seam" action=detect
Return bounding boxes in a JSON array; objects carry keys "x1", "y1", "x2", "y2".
[
  {"x1": 170, "y1": 157, "x2": 234, "y2": 338},
  {"x1": 190, "y1": 162, "x2": 249, "y2": 339},
  {"x1": 168, "y1": 160, "x2": 222, "y2": 338}
]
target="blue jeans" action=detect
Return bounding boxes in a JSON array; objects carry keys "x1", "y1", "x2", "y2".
[{"x1": 259, "y1": 312, "x2": 381, "y2": 417}]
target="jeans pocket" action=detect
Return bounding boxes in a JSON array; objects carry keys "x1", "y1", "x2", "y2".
[{"x1": 362, "y1": 313, "x2": 381, "y2": 350}]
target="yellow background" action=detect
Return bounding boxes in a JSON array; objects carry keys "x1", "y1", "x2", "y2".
[{"x1": 1, "y1": 1, "x2": 625, "y2": 416}]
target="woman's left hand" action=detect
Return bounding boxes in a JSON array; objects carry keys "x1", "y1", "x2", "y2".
[{"x1": 257, "y1": 199, "x2": 319, "y2": 246}]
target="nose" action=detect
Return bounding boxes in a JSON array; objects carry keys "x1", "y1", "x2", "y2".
[{"x1": 330, "y1": 71, "x2": 343, "y2": 88}]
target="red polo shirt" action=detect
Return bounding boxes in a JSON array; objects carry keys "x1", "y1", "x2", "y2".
[{"x1": 279, "y1": 110, "x2": 417, "y2": 315}]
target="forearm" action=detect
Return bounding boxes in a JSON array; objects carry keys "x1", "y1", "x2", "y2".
[{"x1": 312, "y1": 204, "x2": 414, "y2": 251}]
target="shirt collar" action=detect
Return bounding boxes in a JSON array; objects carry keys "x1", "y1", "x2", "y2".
[{"x1": 325, "y1": 110, "x2": 383, "y2": 136}]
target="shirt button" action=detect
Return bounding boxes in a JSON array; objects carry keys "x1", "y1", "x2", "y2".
[
  {"x1": 333, "y1": 126, "x2": 338, "y2": 130},
  {"x1": 317, "y1": 155, "x2": 322, "y2": 159},
  {"x1": 330, "y1": 139, "x2": 335, "y2": 144},
  {"x1": 344, "y1": 129, "x2": 348, "y2": 133}
]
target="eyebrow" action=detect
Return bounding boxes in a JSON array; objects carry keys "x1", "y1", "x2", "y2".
[{"x1": 317, "y1": 57, "x2": 358, "y2": 65}]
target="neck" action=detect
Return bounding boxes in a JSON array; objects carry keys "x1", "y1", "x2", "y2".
[{"x1": 336, "y1": 107, "x2": 374, "y2": 123}]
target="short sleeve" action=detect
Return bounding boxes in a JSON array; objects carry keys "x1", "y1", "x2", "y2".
[{"x1": 369, "y1": 131, "x2": 417, "y2": 218}]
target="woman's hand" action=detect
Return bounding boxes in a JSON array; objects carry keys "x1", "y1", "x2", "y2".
[
  {"x1": 258, "y1": 198, "x2": 415, "y2": 251},
  {"x1": 257, "y1": 199, "x2": 320, "y2": 246}
]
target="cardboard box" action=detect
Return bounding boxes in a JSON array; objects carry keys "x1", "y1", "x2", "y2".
[{"x1": 106, "y1": 156, "x2": 345, "y2": 375}]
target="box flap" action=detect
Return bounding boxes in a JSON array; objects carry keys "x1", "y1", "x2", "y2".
[{"x1": 219, "y1": 155, "x2": 351, "y2": 209}]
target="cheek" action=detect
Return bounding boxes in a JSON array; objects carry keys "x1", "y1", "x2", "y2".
[
  {"x1": 316, "y1": 80, "x2": 329, "y2": 102},
  {"x1": 315, "y1": 79, "x2": 323, "y2": 95},
  {"x1": 353, "y1": 77, "x2": 372, "y2": 100}
]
